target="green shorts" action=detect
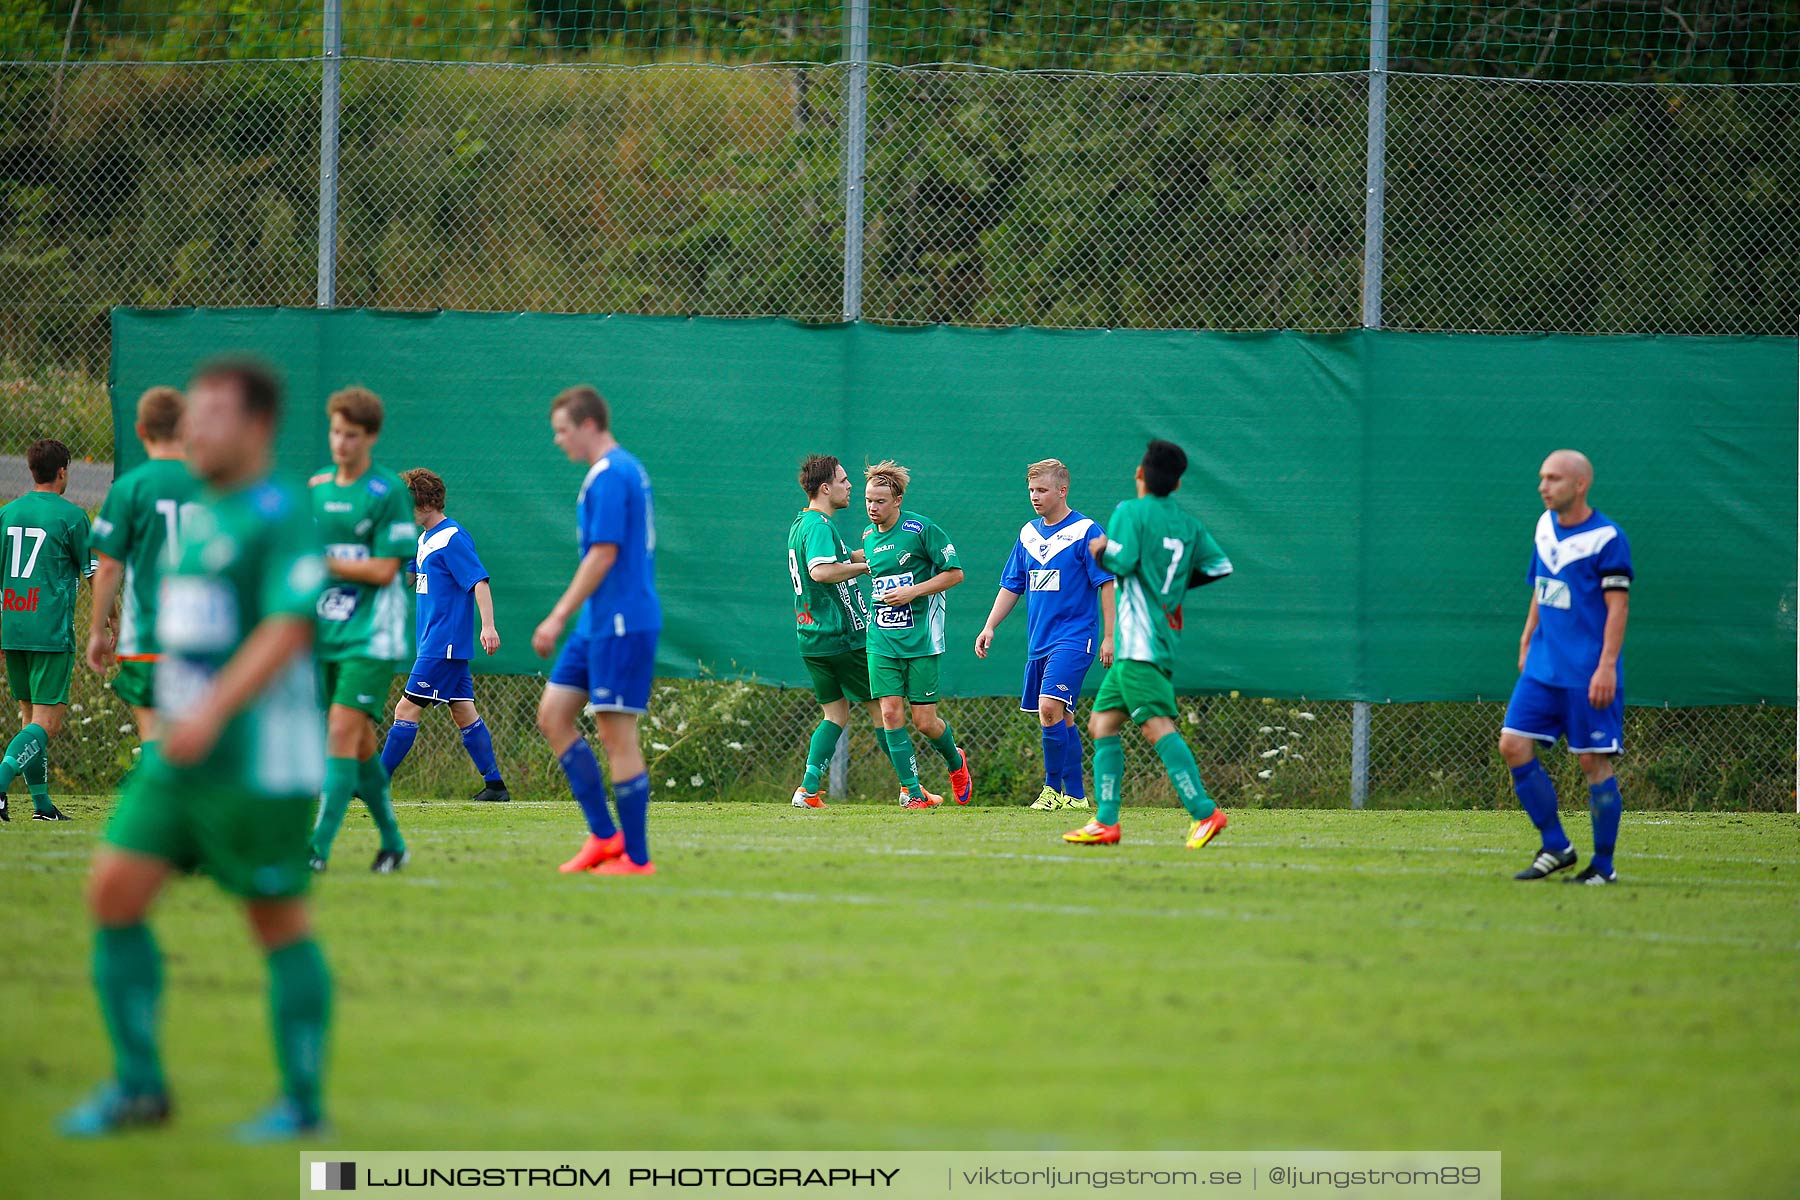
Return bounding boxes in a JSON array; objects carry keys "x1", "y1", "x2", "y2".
[
  {"x1": 868, "y1": 652, "x2": 941, "y2": 704},
  {"x1": 5, "y1": 648, "x2": 72, "y2": 706},
  {"x1": 319, "y1": 656, "x2": 400, "y2": 720},
  {"x1": 113, "y1": 659, "x2": 157, "y2": 709},
  {"x1": 802, "y1": 650, "x2": 872, "y2": 705},
  {"x1": 1093, "y1": 659, "x2": 1180, "y2": 724},
  {"x1": 106, "y1": 750, "x2": 316, "y2": 900}
]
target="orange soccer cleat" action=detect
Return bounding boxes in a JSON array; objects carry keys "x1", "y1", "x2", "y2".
[
  {"x1": 790, "y1": 787, "x2": 827, "y2": 809},
  {"x1": 1063, "y1": 820, "x2": 1121, "y2": 845},
  {"x1": 559, "y1": 832, "x2": 625, "y2": 873},
  {"x1": 900, "y1": 786, "x2": 943, "y2": 809},
  {"x1": 947, "y1": 747, "x2": 973, "y2": 805},
  {"x1": 592, "y1": 856, "x2": 656, "y2": 876},
  {"x1": 1184, "y1": 809, "x2": 1229, "y2": 850}
]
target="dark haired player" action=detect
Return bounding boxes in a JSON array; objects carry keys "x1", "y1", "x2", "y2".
[
  {"x1": 1065, "y1": 440, "x2": 1234, "y2": 849},
  {"x1": 786, "y1": 454, "x2": 878, "y2": 809}
]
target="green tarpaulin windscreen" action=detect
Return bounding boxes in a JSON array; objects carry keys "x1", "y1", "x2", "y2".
[{"x1": 111, "y1": 309, "x2": 1797, "y2": 706}]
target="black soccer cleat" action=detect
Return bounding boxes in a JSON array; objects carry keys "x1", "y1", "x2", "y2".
[
  {"x1": 471, "y1": 781, "x2": 511, "y2": 803},
  {"x1": 0, "y1": 791, "x2": 9, "y2": 822},
  {"x1": 1513, "y1": 845, "x2": 1578, "y2": 880},
  {"x1": 371, "y1": 849, "x2": 410, "y2": 874},
  {"x1": 32, "y1": 805, "x2": 72, "y2": 822},
  {"x1": 1566, "y1": 865, "x2": 1618, "y2": 886}
]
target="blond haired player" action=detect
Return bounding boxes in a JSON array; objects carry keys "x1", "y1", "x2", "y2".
[
  {"x1": 861, "y1": 461, "x2": 971, "y2": 808},
  {"x1": 975, "y1": 459, "x2": 1115, "y2": 810}
]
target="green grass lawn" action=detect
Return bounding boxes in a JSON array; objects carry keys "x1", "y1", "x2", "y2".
[{"x1": 3, "y1": 798, "x2": 1797, "y2": 1199}]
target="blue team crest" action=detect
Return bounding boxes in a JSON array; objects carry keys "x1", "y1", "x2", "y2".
[{"x1": 901, "y1": 519, "x2": 924, "y2": 534}]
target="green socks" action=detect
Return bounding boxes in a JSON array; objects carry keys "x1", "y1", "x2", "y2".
[
  {"x1": 268, "y1": 939, "x2": 331, "y2": 1123},
  {"x1": 1154, "y1": 731, "x2": 1215, "y2": 820},
  {"x1": 23, "y1": 737, "x2": 51, "y2": 812},
  {"x1": 883, "y1": 727, "x2": 920, "y2": 791},
  {"x1": 94, "y1": 924, "x2": 165, "y2": 1097},
  {"x1": 0, "y1": 722, "x2": 45, "y2": 793},
  {"x1": 928, "y1": 722, "x2": 960, "y2": 770},
  {"x1": 1094, "y1": 735, "x2": 1124, "y2": 825},
  {"x1": 802, "y1": 719, "x2": 844, "y2": 792},
  {"x1": 310, "y1": 757, "x2": 358, "y2": 861},
  {"x1": 356, "y1": 754, "x2": 405, "y2": 855},
  {"x1": 93, "y1": 927, "x2": 332, "y2": 1121}
]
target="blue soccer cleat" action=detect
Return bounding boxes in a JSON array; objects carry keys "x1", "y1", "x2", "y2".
[
  {"x1": 57, "y1": 1082, "x2": 171, "y2": 1138},
  {"x1": 232, "y1": 1097, "x2": 326, "y2": 1143}
]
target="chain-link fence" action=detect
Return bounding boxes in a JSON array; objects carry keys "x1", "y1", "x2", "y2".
[{"x1": 2, "y1": 3, "x2": 1794, "y2": 809}]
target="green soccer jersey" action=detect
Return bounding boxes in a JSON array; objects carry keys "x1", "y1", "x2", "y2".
[
  {"x1": 1099, "y1": 493, "x2": 1232, "y2": 670},
  {"x1": 788, "y1": 508, "x2": 871, "y2": 657},
  {"x1": 91, "y1": 458, "x2": 203, "y2": 658},
  {"x1": 308, "y1": 464, "x2": 416, "y2": 662},
  {"x1": 861, "y1": 510, "x2": 960, "y2": 659},
  {"x1": 0, "y1": 489, "x2": 93, "y2": 652},
  {"x1": 154, "y1": 476, "x2": 326, "y2": 796}
]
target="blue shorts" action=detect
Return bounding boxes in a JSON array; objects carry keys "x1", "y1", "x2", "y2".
[
  {"x1": 403, "y1": 657, "x2": 475, "y2": 706},
  {"x1": 548, "y1": 628, "x2": 658, "y2": 714},
  {"x1": 1021, "y1": 647, "x2": 1096, "y2": 714},
  {"x1": 1503, "y1": 674, "x2": 1624, "y2": 754}
]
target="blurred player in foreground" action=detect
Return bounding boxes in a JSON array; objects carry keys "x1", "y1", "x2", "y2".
[{"x1": 61, "y1": 359, "x2": 333, "y2": 1140}]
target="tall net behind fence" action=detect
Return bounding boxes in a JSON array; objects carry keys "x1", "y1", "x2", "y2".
[{"x1": 2, "y1": 2, "x2": 1794, "y2": 808}]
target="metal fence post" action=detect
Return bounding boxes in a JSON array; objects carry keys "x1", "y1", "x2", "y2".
[
  {"x1": 315, "y1": 0, "x2": 343, "y2": 307},
  {"x1": 840, "y1": 0, "x2": 870, "y2": 322},
  {"x1": 1352, "y1": 0, "x2": 1390, "y2": 809}
]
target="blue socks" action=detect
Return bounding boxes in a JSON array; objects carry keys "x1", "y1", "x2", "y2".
[
  {"x1": 1589, "y1": 776, "x2": 1623, "y2": 875},
  {"x1": 1060, "y1": 722, "x2": 1086, "y2": 799},
  {"x1": 613, "y1": 774, "x2": 652, "y2": 866},
  {"x1": 460, "y1": 718, "x2": 502, "y2": 783},
  {"x1": 1040, "y1": 723, "x2": 1063, "y2": 789},
  {"x1": 380, "y1": 720, "x2": 419, "y2": 777},
  {"x1": 1510, "y1": 759, "x2": 1568, "y2": 851},
  {"x1": 558, "y1": 740, "x2": 616, "y2": 838}
]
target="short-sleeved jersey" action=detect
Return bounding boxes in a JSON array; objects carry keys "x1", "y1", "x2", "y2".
[
  {"x1": 1099, "y1": 494, "x2": 1232, "y2": 670},
  {"x1": 1, "y1": 490, "x2": 94, "y2": 652},
  {"x1": 861, "y1": 510, "x2": 960, "y2": 659},
  {"x1": 91, "y1": 458, "x2": 203, "y2": 658},
  {"x1": 788, "y1": 508, "x2": 870, "y2": 656},
  {"x1": 1523, "y1": 509, "x2": 1632, "y2": 688},
  {"x1": 308, "y1": 464, "x2": 416, "y2": 662},
  {"x1": 153, "y1": 478, "x2": 326, "y2": 796},
  {"x1": 411, "y1": 516, "x2": 489, "y2": 661},
  {"x1": 1000, "y1": 510, "x2": 1114, "y2": 657},
  {"x1": 576, "y1": 447, "x2": 661, "y2": 638}
]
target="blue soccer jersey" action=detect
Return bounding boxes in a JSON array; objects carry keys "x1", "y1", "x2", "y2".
[
  {"x1": 577, "y1": 447, "x2": 661, "y2": 637},
  {"x1": 412, "y1": 517, "x2": 489, "y2": 661},
  {"x1": 1522, "y1": 509, "x2": 1633, "y2": 688},
  {"x1": 1000, "y1": 511, "x2": 1114, "y2": 657}
]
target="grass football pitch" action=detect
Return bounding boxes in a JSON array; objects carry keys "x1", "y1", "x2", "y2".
[{"x1": 2, "y1": 798, "x2": 1796, "y2": 1199}]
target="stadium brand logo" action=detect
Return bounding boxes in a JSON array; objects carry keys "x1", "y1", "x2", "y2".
[
  {"x1": 311, "y1": 1161, "x2": 356, "y2": 1191},
  {"x1": 323, "y1": 501, "x2": 353, "y2": 513},
  {"x1": 2, "y1": 587, "x2": 40, "y2": 612}
]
